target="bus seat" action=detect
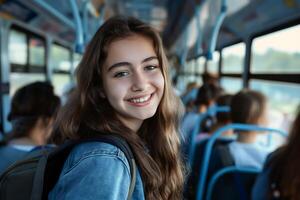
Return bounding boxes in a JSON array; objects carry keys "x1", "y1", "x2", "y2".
[
  {"x1": 206, "y1": 166, "x2": 260, "y2": 200},
  {"x1": 184, "y1": 138, "x2": 234, "y2": 200},
  {"x1": 196, "y1": 124, "x2": 286, "y2": 200}
]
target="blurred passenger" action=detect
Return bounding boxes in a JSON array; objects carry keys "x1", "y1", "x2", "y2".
[
  {"x1": 181, "y1": 82, "x2": 199, "y2": 111},
  {"x1": 202, "y1": 72, "x2": 219, "y2": 86},
  {"x1": 195, "y1": 83, "x2": 224, "y2": 114},
  {"x1": 183, "y1": 94, "x2": 232, "y2": 200},
  {"x1": 252, "y1": 107, "x2": 300, "y2": 200},
  {"x1": 0, "y1": 81, "x2": 60, "y2": 173},
  {"x1": 229, "y1": 89, "x2": 269, "y2": 169},
  {"x1": 196, "y1": 94, "x2": 234, "y2": 142},
  {"x1": 181, "y1": 73, "x2": 219, "y2": 113},
  {"x1": 181, "y1": 83, "x2": 223, "y2": 155}
]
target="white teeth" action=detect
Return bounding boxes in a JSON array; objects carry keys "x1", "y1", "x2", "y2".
[{"x1": 129, "y1": 95, "x2": 151, "y2": 103}]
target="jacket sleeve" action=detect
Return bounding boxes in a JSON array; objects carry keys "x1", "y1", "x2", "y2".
[{"x1": 48, "y1": 153, "x2": 131, "y2": 200}]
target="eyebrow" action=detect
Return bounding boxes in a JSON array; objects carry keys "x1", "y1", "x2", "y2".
[{"x1": 107, "y1": 56, "x2": 158, "y2": 72}]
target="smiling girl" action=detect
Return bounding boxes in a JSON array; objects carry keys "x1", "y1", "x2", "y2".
[{"x1": 48, "y1": 16, "x2": 185, "y2": 200}]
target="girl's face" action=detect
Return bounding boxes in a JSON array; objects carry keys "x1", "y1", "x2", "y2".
[{"x1": 102, "y1": 34, "x2": 165, "y2": 132}]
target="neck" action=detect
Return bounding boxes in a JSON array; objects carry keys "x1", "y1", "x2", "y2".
[
  {"x1": 237, "y1": 131, "x2": 257, "y2": 143},
  {"x1": 28, "y1": 127, "x2": 47, "y2": 145},
  {"x1": 210, "y1": 123, "x2": 233, "y2": 136},
  {"x1": 198, "y1": 105, "x2": 207, "y2": 113},
  {"x1": 9, "y1": 136, "x2": 40, "y2": 146},
  {"x1": 116, "y1": 115, "x2": 142, "y2": 133},
  {"x1": 10, "y1": 119, "x2": 49, "y2": 146}
]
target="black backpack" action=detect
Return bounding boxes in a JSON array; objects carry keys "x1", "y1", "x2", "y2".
[{"x1": 0, "y1": 135, "x2": 137, "y2": 200}]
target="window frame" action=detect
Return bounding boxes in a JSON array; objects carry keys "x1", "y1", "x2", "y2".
[{"x1": 9, "y1": 25, "x2": 46, "y2": 74}]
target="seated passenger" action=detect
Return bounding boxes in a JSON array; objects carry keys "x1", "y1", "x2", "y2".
[
  {"x1": 181, "y1": 83, "x2": 223, "y2": 157},
  {"x1": 181, "y1": 83, "x2": 223, "y2": 140},
  {"x1": 252, "y1": 107, "x2": 300, "y2": 200},
  {"x1": 184, "y1": 95, "x2": 234, "y2": 199},
  {"x1": 0, "y1": 81, "x2": 60, "y2": 173},
  {"x1": 181, "y1": 81, "x2": 199, "y2": 112},
  {"x1": 196, "y1": 94, "x2": 234, "y2": 142},
  {"x1": 202, "y1": 72, "x2": 219, "y2": 86},
  {"x1": 228, "y1": 89, "x2": 270, "y2": 169}
]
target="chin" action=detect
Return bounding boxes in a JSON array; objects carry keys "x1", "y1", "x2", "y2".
[{"x1": 137, "y1": 111, "x2": 157, "y2": 120}]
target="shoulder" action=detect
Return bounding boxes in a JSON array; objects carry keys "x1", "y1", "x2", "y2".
[
  {"x1": 0, "y1": 146, "x2": 28, "y2": 173},
  {"x1": 0, "y1": 145, "x2": 28, "y2": 158},
  {"x1": 63, "y1": 141, "x2": 130, "y2": 174},
  {"x1": 49, "y1": 141, "x2": 135, "y2": 199}
]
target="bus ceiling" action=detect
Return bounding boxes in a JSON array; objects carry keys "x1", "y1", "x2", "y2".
[{"x1": 0, "y1": 0, "x2": 299, "y2": 57}]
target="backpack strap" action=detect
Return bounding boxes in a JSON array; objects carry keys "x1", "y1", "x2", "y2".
[
  {"x1": 35, "y1": 134, "x2": 136, "y2": 200},
  {"x1": 31, "y1": 151, "x2": 48, "y2": 200}
]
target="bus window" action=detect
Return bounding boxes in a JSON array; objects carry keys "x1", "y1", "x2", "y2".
[
  {"x1": 51, "y1": 44, "x2": 72, "y2": 96},
  {"x1": 52, "y1": 74, "x2": 71, "y2": 96},
  {"x1": 222, "y1": 42, "x2": 245, "y2": 74},
  {"x1": 29, "y1": 37, "x2": 45, "y2": 67},
  {"x1": 179, "y1": 60, "x2": 196, "y2": 89},
  {"x1": 250, "y1": 79, "x2": 300, "y2": 131},
  {"x1": 9, "y1": 29, "x2": 46, "y2": 96},
  {"x1": 9, "y1": 30, "x2": 27, "y2": 65},
  {"x1": 186, "y1": 59, "x2": 196, "y2": 79},
  {"x1": 73, "y1": 53, "x2": 82, "y2": 70},
  {"x1": 195, "y1": 56, "x2": 205, "y2": 74},
  {"x1": 220, "y1": 77, "x2": 243, "y2": 93},
  {"x1": 52, "y1": 44, "x2": 71, "y2": 72},
  {"x1": 10, "y1": 73, "x2": 46, "y2": 96},
  {"x1": 252, "y1": 24, "x2": 300, "y2": 73},
  {"x1": 207, "y1": 51, "x2": 219, "y2": 74}
]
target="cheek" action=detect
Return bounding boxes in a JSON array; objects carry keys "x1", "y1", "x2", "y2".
[
  {"x1": 104, "y1": 79, "x2": 129, "y2": 103},
  {"x1": 154, "y1": 73, "x2": 165, "y2": 98}
]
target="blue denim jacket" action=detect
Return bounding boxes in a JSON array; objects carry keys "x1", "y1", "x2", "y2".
[{"x1": 49, "y1": 142, "x2": 145, "y2": 200}]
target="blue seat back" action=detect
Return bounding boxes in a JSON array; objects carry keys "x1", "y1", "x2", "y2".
[
  {"x1": 206, "y1": 166, "x2": 260, "y2": 200},
  {"x1": 196, "y1": 123, "x2": 287, "y2": 200},
  {"x1": 184, "y1": 137, "x2": 233, "y2": 200}
]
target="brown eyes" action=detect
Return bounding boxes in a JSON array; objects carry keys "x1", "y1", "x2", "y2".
[
  {"x1": 144, "y1": 65, "x2": 159, "y2": 71},
  {"x1": 113, "y1": 71, "x2": 129, "y2": 78},
  {"x1": 113, "y1": 65, "x2": 159, "y2": 78}
]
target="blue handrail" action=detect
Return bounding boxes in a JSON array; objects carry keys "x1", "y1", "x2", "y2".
[
  {"x1": 33, "y1": 0, "x2": 75, "y2": 29},
  {"x1": 207, "y1": 0, "x2": 227, "y2": 60},
  {"x1": 196, "y1": 123, "x2": 287, "y2": 200},
  {"x1": 187, "y1": 113, "x2": 205, "y2": 165},
  {"x1": 69, "y1": 0, "x2": 84, "y2": 53},
  {"x1": 206, "y1": 166, "x2": 261, "y2": 200}
]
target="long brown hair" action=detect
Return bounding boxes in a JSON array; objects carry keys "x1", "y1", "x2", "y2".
[
  {"x1": 52, "y1": 16, "x2": 185, "y2": 199},
  {"x1": 269, "y1": 108, "x2": 300, "y2": 200}
]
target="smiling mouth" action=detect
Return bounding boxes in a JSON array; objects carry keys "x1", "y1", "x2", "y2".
[
  {"x1": 128, "y1": 94, "x2": 151, "y2": 103},
  {"x1": 127, "y1": 94, "x2": 153, "y2": 104}
]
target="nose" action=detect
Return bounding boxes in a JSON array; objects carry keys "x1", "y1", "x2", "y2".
[{"x1": 131, "y1": 70, "x2": 148, "y2": 92}]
